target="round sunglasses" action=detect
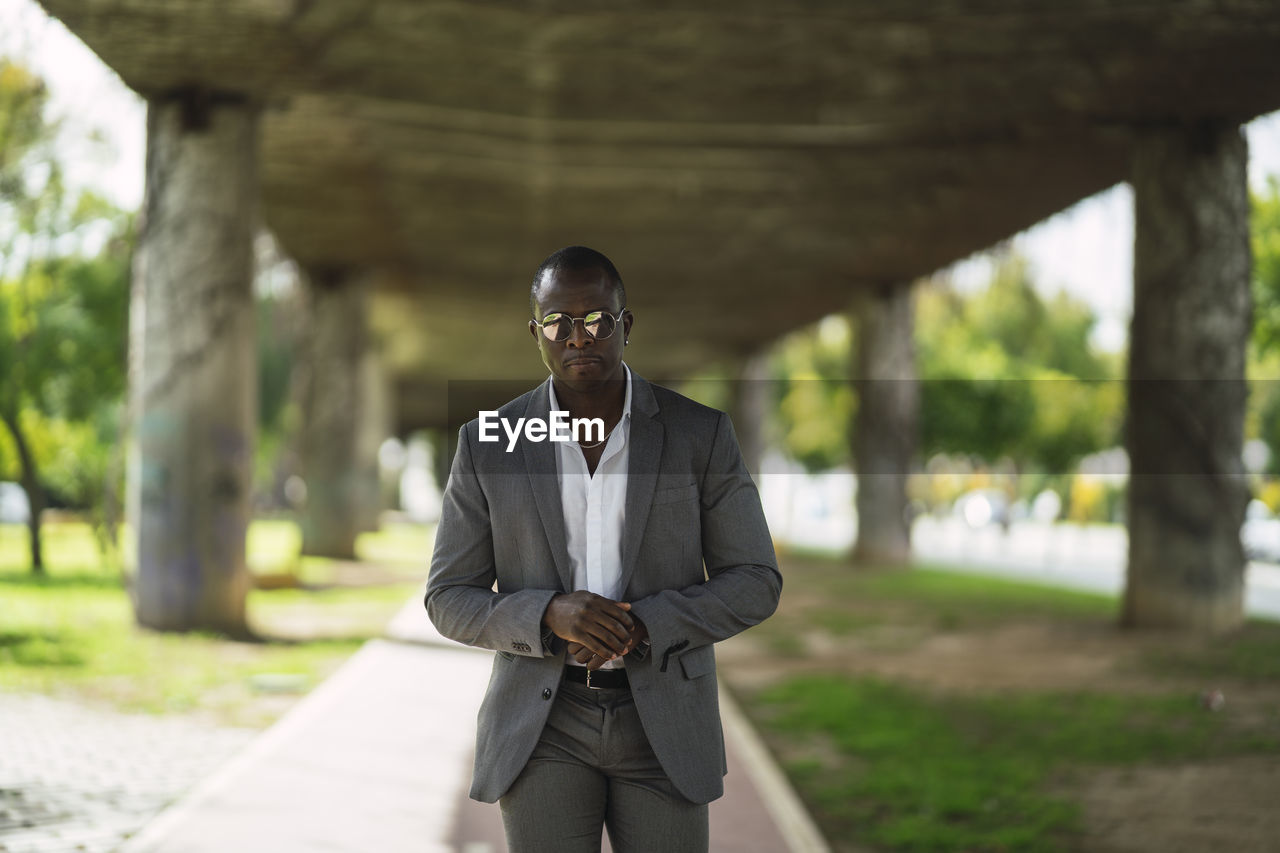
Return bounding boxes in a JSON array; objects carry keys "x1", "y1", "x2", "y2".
[{"x1": 534, "y1": 309, "x2": 627, "y2": 342}]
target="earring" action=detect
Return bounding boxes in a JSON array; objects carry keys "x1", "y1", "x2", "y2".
[{"x1": 624, "y1": 339, "x2": 629, "y2": 346}]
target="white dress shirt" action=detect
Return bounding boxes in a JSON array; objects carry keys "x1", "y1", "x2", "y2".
[{"x1": 548, "y1": 364, "x2": 632, "y2": 669}]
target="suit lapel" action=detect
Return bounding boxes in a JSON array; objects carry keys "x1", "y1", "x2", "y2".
[
  {"x1": 524, "y1": 380, "x2": 574, "y2": 592},
  {"x1": 620, "y1": 374, "x2": 663, "y2": 596}
]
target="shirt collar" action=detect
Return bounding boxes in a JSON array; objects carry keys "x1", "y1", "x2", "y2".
[{"x1": 548, "y1": 363, "x2": 632, "y2": 421}]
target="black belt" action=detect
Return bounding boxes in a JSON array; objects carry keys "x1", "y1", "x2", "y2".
[{"x1": 563, "y1": 665, "x2": 629, "y2": 690}]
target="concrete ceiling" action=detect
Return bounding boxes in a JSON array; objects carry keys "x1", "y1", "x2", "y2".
[{"x1": 38, "y1": 0, "x2": 1280, "y2": 429}]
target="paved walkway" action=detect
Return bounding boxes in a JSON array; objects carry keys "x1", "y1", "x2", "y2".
[
  {"x1": 0, "y1": 694, "x2": 254, "y2": 853},
  {"x1": 115, "y1": 599, "x2": 829, "y2": 853}
]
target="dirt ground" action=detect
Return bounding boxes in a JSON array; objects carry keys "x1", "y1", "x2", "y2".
[{"x1": 717, "y1": 590, "x2": 1280, "y2": 853}]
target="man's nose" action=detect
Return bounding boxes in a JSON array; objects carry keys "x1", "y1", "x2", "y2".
[{"x1": 565, "y1": 319, "x2": 592, "y2": 347}]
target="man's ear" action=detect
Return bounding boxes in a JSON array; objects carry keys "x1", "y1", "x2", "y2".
[
  {"x1": 528, "y1": 320, "x2": 540, "y2": 343},
  {"x1": 622, "y1": 311, "x2": 634, "y2": 341}
]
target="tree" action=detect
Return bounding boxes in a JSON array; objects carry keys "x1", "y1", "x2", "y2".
[
  {"x1": 0, "y1": 59, "x2": 130, "y2": 572},
  {"x1": 1247, "y1": 179, "x2": 1280, "y2": 476},
  {"x1": 769, "y1": 254, "x2": 1120, "y2": 482},
  {"x1": 1250, "y1": 178, "x2": 1280, "y2": 357},
  {"x1": 770, "y1": 317, "x2": 855, "y2": 473},
  {"x1": 916, "y1": 255, "x2": 1121, "y2": 474}
]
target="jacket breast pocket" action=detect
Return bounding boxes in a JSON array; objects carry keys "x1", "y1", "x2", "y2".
[{"x1": 651, "y1": 483, "x2": 698, "y2": 506}]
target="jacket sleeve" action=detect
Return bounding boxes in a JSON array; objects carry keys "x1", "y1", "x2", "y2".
[
  {"x1": 424, "y1": 423, "x2": 558, "y2": 657},
  {"x1": 627, "y1": 412, "x2": 782, "y2": 661}
]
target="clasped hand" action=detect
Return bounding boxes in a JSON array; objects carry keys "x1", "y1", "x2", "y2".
[{"x1": 543, "y1": 591, "x2": 648, "y2": 671}]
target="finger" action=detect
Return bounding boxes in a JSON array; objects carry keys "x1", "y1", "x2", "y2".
[
  {"x1": 573, "y1": 646, "x2": 594, "y2": 665},
  {"x1": 584, "y1": 633, "x2": 626, "y2": 659},
  {"x1": 589, "y1": 597, "x2": 634, "y2": 628},
  {"x1": 597, "y1": 611, "x2": 633, "y2": 634},
  {"x1": 595, "y1": 606, "x2": 636, "y2": 638},
  {"x1": 582, "y1": 614, "x2": 632, "y2": 650},
  {"x1": 578, "y1": 630, "x2": 623, "y2": 660}
]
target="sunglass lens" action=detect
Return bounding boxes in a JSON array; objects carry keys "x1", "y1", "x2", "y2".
[
  {"x1": 584, "y1": 312, "x2": 616, "y2": 339},
  {"x1": 541, "y1": 314, "x2": 570, "y2": 341}
]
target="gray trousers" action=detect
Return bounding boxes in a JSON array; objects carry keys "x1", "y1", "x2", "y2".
[{"x1": 498, "y1": 678, "x2": 709, "y2": 853}]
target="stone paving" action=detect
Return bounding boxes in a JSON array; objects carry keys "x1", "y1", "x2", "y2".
[{"x1": 0, "y1": 693, "x2": 255, "y2": 853}]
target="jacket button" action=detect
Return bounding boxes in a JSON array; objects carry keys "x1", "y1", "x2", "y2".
[{"x1": 542, "y1": 688, "x2": 552, "y2": 700}]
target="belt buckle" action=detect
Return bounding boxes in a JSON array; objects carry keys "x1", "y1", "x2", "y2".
[{"x1": 585, "y1": 668, "x2": 601, "y2": 690}]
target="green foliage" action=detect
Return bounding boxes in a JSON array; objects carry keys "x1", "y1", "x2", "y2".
[
  {"x1": 0, "y1": 61, "x2": 51, "y2": 207},
  {"x1": 771, "y1": 317, "x2": 855, "y2": 472},
  {"x1": 1247, "y1": 180, "x2": 1280, "y2": 478},
  {"x1": 250, "y1": 259, "x2": 309, "y2": 509},
  {"x1": 0, "y1": 57, "x2": 131, "y2": 568},
  {"x1": 257, "y1": 294, "x2": 295, "y2": 433},
  {"x1": 767, "y1": 254, "x2": 1120, "y2": 476},
  {"x1": 965, "y1": 259, "x2": 1109, "y2": 381},
  {"x1": 1024, "y1": 372, "x2": 1124, "y2": 474},
  {"x1": 0, "y1": 99, "x2": 132, "y2": 421},
  {"x1": 918, "y1": 372, "x2": 1036, "y2": 464},
  {"x1": 1251, "y1": 178, "x2": 1280, "y2": 357},
  {"x1": 916, "y1": 255, "x2": 1121, "y2": 471},
  {"x1": 1253, "y1": 370, "x2": 1280, "y2": 475},
  {"x1": 25, "y1": 242, "x2": 131, "y2": 417}
]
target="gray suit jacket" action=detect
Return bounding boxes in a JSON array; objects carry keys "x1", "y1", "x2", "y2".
[{"x1": 425, "y1": 372, "x2": 781, "y2": 804}]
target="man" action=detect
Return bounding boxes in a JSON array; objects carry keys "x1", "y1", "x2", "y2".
[{"x1": 426, "y1": 246, "x2": 781, "y2": 852}]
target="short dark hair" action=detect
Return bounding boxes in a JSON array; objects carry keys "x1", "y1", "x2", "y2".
[{"x1": 529, "y1": 246, "x2": 626, "y2": 318}]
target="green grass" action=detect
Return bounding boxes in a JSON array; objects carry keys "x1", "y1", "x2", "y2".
[
  {"x1": 749, "y1": 675, "x2": 1280, "y2": 853},
  {"x1": 2, "y1": 519, "x2": 433, "y2": 584},
  {"x1": 749, "y1": 559, "x2": 1116, "y2": 656},
  {"x1": 735, "y1": 558, "x2": 1280, "y2": 851},
  {"x1": 784, "y1": 554, "x2": 1120, "y2": 620},
  {"x1": 870, "y1": 564, "x2": 1115, "y2": 615},
  {"x1": 0, "y1": 520, "x2": 430, "y2": 727}
]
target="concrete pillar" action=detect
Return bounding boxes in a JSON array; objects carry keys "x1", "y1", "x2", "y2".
[
  {"x1": 1124, "y1": 123, "x2": 1252, "y2": 633},
  {"x1": 128, "y1": 92, "x2": 259, "y2": 635},
  {"x1": 852, "y1": 283, "x2": 918, "y2": 565},
  {"x1": 431, "y1": 427, "x2": 453, "y2": 499},
  {"x1": 298, "y1": 268, "x2": 378, "y2": 558},
  {"x1": 355, "y1": 345, "x2": 393, "y2": 533}
]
